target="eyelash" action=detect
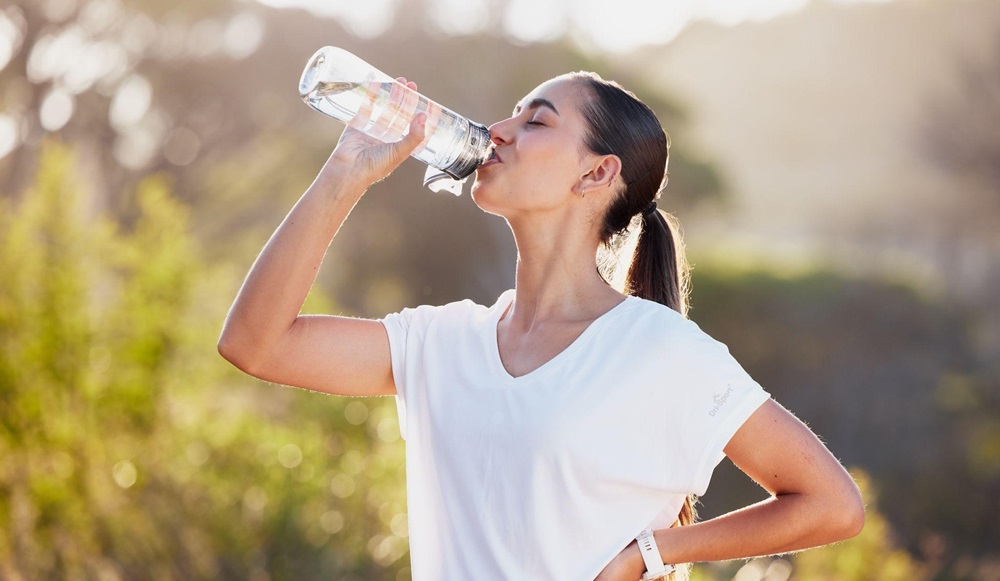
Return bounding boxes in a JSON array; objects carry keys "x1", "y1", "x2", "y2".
[{"x1": 526, "y1": 120, "x2": 544, "y2": 127}]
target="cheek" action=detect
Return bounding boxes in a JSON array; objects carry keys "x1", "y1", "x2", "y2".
[{"x1": 470, "y1": 136, "x2": 585, "y2": 208}]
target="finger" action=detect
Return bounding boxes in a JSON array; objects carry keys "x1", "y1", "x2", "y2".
[
  {"x1": 396, "y1": 76, "x2": 418, "y2": 93},
  {"x1": 380, "y1": 80, "x2": 415, "y2": 142},
  {"x1": 368, "y1": 80, "x2": 400, "y2": 140},
  {"x1": 385, "y1": 83, "x2": 420, "y2": 141},
  {"x1": 419, "y1": 100, "x2": 442, "y2": 148},
  {"x1": 388, "y1": 113, "x2": 427, "y2": 163},
  {"x1": 349, "y1": 85, "x2": 376, "y2": 131}
]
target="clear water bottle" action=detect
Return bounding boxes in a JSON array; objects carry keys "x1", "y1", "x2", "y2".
[{"x1": 298, "y1": 46, "x2": 492, "y2": 194}]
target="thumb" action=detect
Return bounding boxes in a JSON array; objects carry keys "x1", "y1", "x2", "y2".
[{"x1": 389, "y1": 113, "x2": 427, "y2": 162}]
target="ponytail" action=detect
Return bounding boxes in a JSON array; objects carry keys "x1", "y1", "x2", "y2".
[{"x1": 626, "y1": 208, "x2": 689, "y2": 317}]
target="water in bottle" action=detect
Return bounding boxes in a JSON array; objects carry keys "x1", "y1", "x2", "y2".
[{"x1": 298, "y1": 47, "x2": 492, "y2": 194}]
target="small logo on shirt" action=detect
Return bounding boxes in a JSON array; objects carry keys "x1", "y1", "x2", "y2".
[{"x1": 708, "y1": 386, "x2": 734, "y2": 417}]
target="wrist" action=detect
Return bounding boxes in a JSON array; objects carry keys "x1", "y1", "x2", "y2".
[
  {"x1": 637, "y1": 528, "x2": 676, "y2": 580},
  {"x1": 315, "y1": 158, "x2": 371, "y2": 195},
  {"x1": 653, "y1": 527, "x2": 680, "y2": 566},
  {"x1": 624, "y1": 541, "x2": 647, "y2": 578}
]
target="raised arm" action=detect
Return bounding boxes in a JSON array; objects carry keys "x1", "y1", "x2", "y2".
[
  {"x1": 598, "y1": 399, "x2": 865, "y2": 579},
  {"x1": 218, "y1": 79, "x2": 426, "y2": 397}
]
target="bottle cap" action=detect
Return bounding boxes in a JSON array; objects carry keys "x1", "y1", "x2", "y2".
[
  {"x1": 423, "y1": 121, "x2": 491, "y2": 195},
  {"x1": 440, "y1": 121, "x2": 491, "y2": 181}
]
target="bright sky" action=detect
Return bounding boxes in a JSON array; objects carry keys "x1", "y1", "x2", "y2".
[{"x1": 254, "y1": 0, "x2": 894, "y2": 53}]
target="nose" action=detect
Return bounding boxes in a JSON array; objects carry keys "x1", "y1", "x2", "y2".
[{"x1": 488, "y1": 117, "x2": 514, "y2": 145}]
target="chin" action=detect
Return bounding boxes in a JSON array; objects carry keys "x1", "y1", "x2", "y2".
[
  {"x1": 469, "y1": 180, "x2": 495, "y2": 213},
  {"x1": 469, "y1": 176, "x2": 507, "y2": 218}
]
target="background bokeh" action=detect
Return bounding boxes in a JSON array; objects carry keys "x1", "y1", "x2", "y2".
[{"x1": 1, "y1": 0, "x2": 998, "y2": 579}]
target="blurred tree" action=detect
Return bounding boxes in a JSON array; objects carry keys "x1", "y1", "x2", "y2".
[
  {"x1": 919, "y1": 34, "x2": 1000, "y2": 233},
  {"x1": 688, "y1": 262, "x2": 1000, "y2": 564},
  {"x1": 0, "y1": 0, "x2": 259, "y2": 208},
  {"x1": 914, "y1": 30, "x2": 1000, "y2": 348},
  {"x1": 0, "y1": 141, "x2": 409, "y2": 579}
]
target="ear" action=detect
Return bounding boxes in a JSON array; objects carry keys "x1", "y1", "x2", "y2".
[{"x1": 577, "y1": 154, "x2": 622, "y2": 193}]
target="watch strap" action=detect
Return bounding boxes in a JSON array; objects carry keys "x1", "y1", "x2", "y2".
[{"x1": 636, "y1": 528, "x2": 675, "y2": 580}]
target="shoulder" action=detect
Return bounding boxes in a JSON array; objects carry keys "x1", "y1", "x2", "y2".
[
  {"x1": 421, "y1": 291, "x2": 506, "y2": 321},
  {"x1": 618, "y1": 295, "x2": 699, "y2": 337},
  {"x1": 381, "y1": 290, "x2": 508, "y2": 332},
  {"x1": 616, "y1": 296, "x2": 728, "y2": 356}
]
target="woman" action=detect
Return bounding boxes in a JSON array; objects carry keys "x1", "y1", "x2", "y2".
[{"x1": 218, "y1": 71, "x2": 865, "y2": 580}]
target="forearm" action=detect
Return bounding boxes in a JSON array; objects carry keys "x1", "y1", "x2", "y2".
[
  {"x1": 620, "y1": 492, "x2": 862, "y2": 576},
  {"x1": 219, "y1": 164, "x2": 365, "y2": 362},
  {"x1": 668, "y1": 492, "x2": 859, "y2": 562}
]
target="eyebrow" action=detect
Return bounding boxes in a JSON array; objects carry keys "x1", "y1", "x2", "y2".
[{"x1": 512, "y1": 98, "x2": 560, "y2": 116}]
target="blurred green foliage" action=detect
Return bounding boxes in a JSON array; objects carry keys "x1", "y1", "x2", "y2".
[
  {"x1": 0, "y1": 142, "x2": 408, "y2": 580},
  {"x1": 687, "y1": 261, "x2": 1000, "y2": 565}
]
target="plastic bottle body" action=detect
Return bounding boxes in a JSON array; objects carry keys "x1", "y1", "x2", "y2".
[{"x1": 298, "y1": 47, "x2": 491, "y2": 182}]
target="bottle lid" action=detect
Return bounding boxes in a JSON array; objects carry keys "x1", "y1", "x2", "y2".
[
  {"x1": 440, "y1": 121, "x2": 491, "y2": 182},
  {"x1": 423, "y1": 121, "x2": 491, "y2": 195}
]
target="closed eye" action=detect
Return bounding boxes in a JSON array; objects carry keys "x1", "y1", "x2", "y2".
[{"x1": 526, "y1": 120, "x2": 545, "y2": 127}]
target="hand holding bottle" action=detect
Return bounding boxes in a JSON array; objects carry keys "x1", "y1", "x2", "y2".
[{"x1": 321, "y1": 77, "x2": 427, "y2": 190}]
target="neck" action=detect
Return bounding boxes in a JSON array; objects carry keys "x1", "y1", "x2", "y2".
[{"x1": 503, "y1": 212, "x2": 621, "y2": 330}]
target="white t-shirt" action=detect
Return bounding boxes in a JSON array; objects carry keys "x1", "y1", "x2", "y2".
[{"x1": 380, "y1": 290, "x2": 770, "y2": 580}]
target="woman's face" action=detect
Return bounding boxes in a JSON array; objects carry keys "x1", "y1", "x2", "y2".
[{"x1": 471, "y1": 76, "x2": 598, "y2": 218}]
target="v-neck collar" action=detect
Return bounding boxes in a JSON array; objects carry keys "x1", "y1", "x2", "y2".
[{"x1": 487, "y1": 290, "x2": 635, "y2": 384}]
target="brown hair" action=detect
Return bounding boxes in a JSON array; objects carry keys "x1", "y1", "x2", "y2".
[{"x1": 574, "y1": 71, "x2": 695, "y2": 576}]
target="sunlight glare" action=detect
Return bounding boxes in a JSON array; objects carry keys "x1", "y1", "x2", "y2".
[
  {"x1": 0, "y1": 8, "x2": 25, "y2": 73},
  {"x1": 256, "y1": 0, "x2": 397, "y2": 38},
  {"x1": 26, "y1": 26, "x2": 85, "y2": 84},
  {"x1": 251, "y1": 0, "x2": 896, "y2": 53},
  {"x1": 223, "y1": 12, "x2": 266, "y2": 59},
  {"x1": 694, "y1": 0, "x2": 810, "y2": 26},
  {"x1": 39, "y1": 88, "x2": 74, "y2": 132},
  {"x1": 113, "y1": 112, "x2": 167, "y2": 170},
  {"x1": 109, "y1": 74, "x2": 151, "y2": 130},
  {"x1": 0, "y1": 114, "x2": 19, "y2": 160},
  {"x1": 163, "y1": 127, "x2": 201, "y2": 167},
  {"x1": 503, "y1": 0, "x2": 566, "y2": 45},
  {"x1": 428, "y1": 0, "x2": 491, "y2": 35},
  {"x1": 572, "y1": 0, "x2": 694, "y2": 53},
  {"x1": 41, "y1": 0, "x2": 77, "y2": 23}
]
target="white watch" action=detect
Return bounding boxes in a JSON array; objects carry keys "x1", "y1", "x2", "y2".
[{"x1": 636, "y1": 528, "x2": 675, "y2": 581}]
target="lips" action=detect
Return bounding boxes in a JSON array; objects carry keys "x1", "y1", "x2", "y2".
[{"x1": 479, "y1": 147, "x2": 502, "y2": 169}]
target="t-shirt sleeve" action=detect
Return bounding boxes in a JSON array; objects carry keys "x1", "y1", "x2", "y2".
[
  {"x1": 665, "y1": 320, "x2": 771, "y2": 496},
  {"x1": 379, "y1": 304, "x2": 440, "y2": 440}
]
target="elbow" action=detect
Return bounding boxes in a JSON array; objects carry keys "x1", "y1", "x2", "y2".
[
  {"x1": 840, "y1": 484, "x2": 867, "y2": 539},
  {"x1": 217, "y1": 330, "x2": 262, "y2": 377},
  {"x1": 217, "y1": 332, "x2": 243, "y2": 368},
  {"x1": 825, "y1": 478, "x2": 866, "y2": 541}
]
